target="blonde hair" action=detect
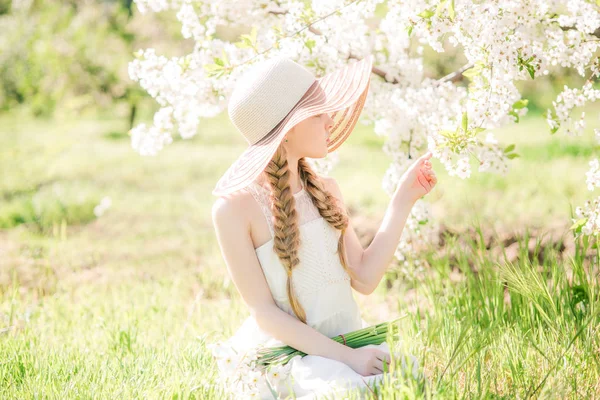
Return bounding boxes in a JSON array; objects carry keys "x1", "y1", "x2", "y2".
[{"x1": 261, "y1": 145, "x2": 359, "y2": 323}]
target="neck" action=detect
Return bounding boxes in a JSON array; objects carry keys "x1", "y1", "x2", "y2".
[{"x1": 287, "y1": 157, "x2": 301, "y2": 192}]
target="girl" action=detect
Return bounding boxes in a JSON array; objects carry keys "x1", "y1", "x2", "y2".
[{"x1": 210, "y1": 55, "x2": 437, "y2": 399}]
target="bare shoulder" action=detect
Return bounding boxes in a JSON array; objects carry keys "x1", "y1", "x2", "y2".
[
  {"x1": 211, "y1": 190, "x2": 253, "y2": 231},
  {"x1": 211, "y1": 190, "x2": 280, "y2": 312}
]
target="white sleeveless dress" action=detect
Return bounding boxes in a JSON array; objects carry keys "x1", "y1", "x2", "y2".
[{"x1": 209, "y1": 181, "x2": 421, "y2": 399}]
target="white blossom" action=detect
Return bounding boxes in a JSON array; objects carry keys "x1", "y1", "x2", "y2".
[
  {"x1": 93, "y1": 196, "x2": 112, "y2": 217},
  {"x1": 208, "y1": 339, "x2": 291, "y2": 398},
  {"x1": 574, "y1": 198, "x2": 600, "y2": 237},
  {"x1": 586, "y1": 159, "x2": 600, "y2": 192},
  {"x1": 130, "y1": 0, "x2": 600, "y2": 252}
]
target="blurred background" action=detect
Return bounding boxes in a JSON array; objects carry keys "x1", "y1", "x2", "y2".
[{"x1": 1, "y1": 1, "x2": 599, "y2": 397}]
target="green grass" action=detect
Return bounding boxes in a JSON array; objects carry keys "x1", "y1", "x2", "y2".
[{"x1": 1, "y1": 103, "x2": 599, "y2": 398}]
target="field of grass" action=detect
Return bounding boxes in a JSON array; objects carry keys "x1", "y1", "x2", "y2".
[{"x1": 1, "y1": 103, "x2": 599, "y2": 399}]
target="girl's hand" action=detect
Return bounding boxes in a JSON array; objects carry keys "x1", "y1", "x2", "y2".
[
  {"x1": 345, "y1": 347, "x2": 391, "y2": 376},
  {"x1": 397, "y1": 151, "x2": 437, "y2": 203}
]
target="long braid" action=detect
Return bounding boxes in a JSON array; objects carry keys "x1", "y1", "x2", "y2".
[
  {"x1": 260, "y1": 149, "x2": 358, "y2": 325},
  {"x1": 263, "y1": 146, "x2": 307, "y2": 323},
  {"x1": 298, "y1": 158, "x2": 360, "y2": 282}
]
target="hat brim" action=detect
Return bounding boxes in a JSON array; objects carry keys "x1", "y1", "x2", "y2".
[{"x1": 212, "y1": 54, "x2": 374, "y2": 197}]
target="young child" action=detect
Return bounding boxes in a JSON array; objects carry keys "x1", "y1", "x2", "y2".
[{"x1": 210, "y1": 54, "x2": 436, "y2": 399}]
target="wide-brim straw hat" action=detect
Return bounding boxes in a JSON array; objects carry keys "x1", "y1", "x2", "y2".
[{"x1": 212, "y1": 54, "x2": 374, "y2": 197}]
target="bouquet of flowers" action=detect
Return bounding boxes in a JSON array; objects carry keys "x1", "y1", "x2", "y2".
[
  {"x1": 255, "y1": 316, "x2": 406, "y2": 370},
  {"x1": 209, "y1": 316, "x2": 408, "y2": 398}
]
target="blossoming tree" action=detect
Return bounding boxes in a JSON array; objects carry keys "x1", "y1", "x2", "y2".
[{"x1": 128, "y1": 0, "x2": 600, "y2": 263}]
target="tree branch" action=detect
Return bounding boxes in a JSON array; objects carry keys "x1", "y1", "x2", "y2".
[
  {"x1": 268, "y1": 9, "x2": 600, "y2": 85},
  {"x1": 437, "y1": 63, "x2": 475, "y2": 83},
  {"x1": 561, "y1": 25, "x2": 600, "y2": 39},
  {"x1": 348, "y1": 53, "x2": 472, "y2": 84},
  {"x1": 269, "y1": 8, "x2": 471, "y2": 85}
]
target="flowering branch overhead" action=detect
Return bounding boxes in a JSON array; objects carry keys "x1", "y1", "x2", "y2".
[{"x1": 129, "y1": 0, "x2": 600, "y2": 261}]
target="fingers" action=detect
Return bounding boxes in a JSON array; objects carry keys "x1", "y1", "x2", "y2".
[
  {"x1": 417, "y1": 174, "x2": 429, "y2": 190},
  {"x1": 421, "y1": 164, "x2": 437, "y2": 184},
  {"x1": 426, "y1": 173, "x2": 437, "y2": 185},
  {"x1": 370, "y1": 361, "x2": 390, "y2": 375},
  {"x1": 422, "y1": 158, "x2": 434, "y2": 177},
  {"x1": 411, "y1": 152, "x2": 433, "y2": 169},
  {"x1": 376, "y1": 352, "x2": 391, "y2": 364},
  {"x1": 374, "y1": 351, "x2": 391, "y2": 374},
  {"x1": 418, "y1": 152, "x2": 432, "y2": 167},
  {"x1": 427, "y1": 173, "x2": 437, "y2": 188}
]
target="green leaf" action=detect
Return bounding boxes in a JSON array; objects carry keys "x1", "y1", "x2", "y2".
[
  {"x1": 221, "y1": 49, "x2": 229, "y2": 66},
  {"x1": 203, "y1": 63, "x2": 222, "y2": 72},
  {"x1": 272, "y1": 24, "x2": 284, "y2": 38},
  {"x1": 526, "y1": 64, "x2": 535, "y2": 79},
  {"x1": 461, "y1": 111, "x2": 468, "y2": 132},
  {"x1": 407, "y1": 24, "x2": 414, "y2": 37},
  {"x1": 473, "y1": 127, "x2": 486, "y2": 134},
  {"x1": 462, "y1": 69, "x2": 479, "y2": 79},
  {"x1": 178, "y1": 55, "x2": 192, "y2": 70},
  {"x1": 439, "y1": 130, "x2": 456, "y2": 139},
  {"x1": 305, "y1": 39, "x2": 316, "y2": 52},
  {"x1": 512, "y1": 99, "x2": 529, "y2": 109},
  {"x1": 508, "y1": 110, "x2": 519, "y2": 123},
  {"x1": 504, "y1": 144, "x2": 515, "y2": 153},
  {"x1": 448, "y1": 0, "x2": 455, "y2": 21},
  {"x1": 418, "y1": 8, "x2": 434, "y2": 18},
  {"x1": 203, "y1": 62, "x2": 226, "y2": 78},
  {"x1": 570, "y1": 218, "x2": 587, "y2": 232},
  {"x1": 237, "y1": 26, "x2": 259, "y2": 51},
  {"x1": 463, "y1": 61, "x2": 485, "y2": 79},
  {"x1": 506, "y1": 153, "x2": 520, "y2": 159},
  {"x1": 481, "y1": 74, "x2": 489, "y2": 87},
  {"x1": 381, "y1": 46, "x2": 390, "y2": 60},
  {"x1": 435, "y1": 0, "x2": 446, "y2": 18},
  {"x1": 547, "y1": 110, "x2": 560, "y2": 134},
  {"x1": 234, "y1": 41, "x2": 250, "y2": 49}
]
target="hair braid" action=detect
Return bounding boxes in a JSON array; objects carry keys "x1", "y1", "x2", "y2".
[
  {"x1": 259, "y1": 148, "x2": 359, "y2": 325},
  {"x1": 298, "y1": 158, "x2": 360, "y2": 282},
  {"x1": 263, "y1": 146, "x2": 307, "y2": 323}
]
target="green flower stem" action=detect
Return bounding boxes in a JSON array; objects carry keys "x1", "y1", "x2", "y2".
[{"x1": 255, "y1": 317, "x2": 406, "y2": 368}]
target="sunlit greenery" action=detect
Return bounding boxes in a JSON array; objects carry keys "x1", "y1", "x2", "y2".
[
  {"x1": 2, "y1": 1, "x2": 600, "y2": 398},
  {"x1": 1, "y1": 105, "x2": 599, "y2": 397}
]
